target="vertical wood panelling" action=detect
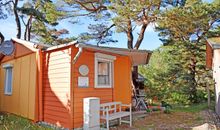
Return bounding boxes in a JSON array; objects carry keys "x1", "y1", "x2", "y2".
[
  {"x1": 0, "y1": 53, "x2": 37, "y2": 120},
  {"x1": 29, "y1": 54, "x2": 36, "y2": 119},
  {"x1": 19, "y1": 56, "x2": 30, "y2": 117},
  {"x1": 11, "y1": 58, "x2": 21, "y2": 114}
]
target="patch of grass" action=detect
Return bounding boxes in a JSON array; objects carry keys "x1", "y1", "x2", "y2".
[
  {"x1": 138, "y1": 124, "x2": 155, "y2": 130},
  {"x1": 172, "y1": 102, "x2": 213, "y2": 113},
  {"x1": 195, "y1": 116, "x2": 203, "y2": 121},
  {"x1": 0, "y1": 113, "x2": 52, "y2": 130}
]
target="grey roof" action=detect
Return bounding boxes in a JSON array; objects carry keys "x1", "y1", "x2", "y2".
[
  {"x1": 1, "y1": 38, "x2": 152, "y2": 65},
  {"x1": 75, "y1": 43, "x2": 152, "y2": 66},
  {"x1": 207, "y1": 37, "x2": 220, "y2": 49},
  {"x1": 46, "y1": 41, "x2": 152, "y2": 65}
]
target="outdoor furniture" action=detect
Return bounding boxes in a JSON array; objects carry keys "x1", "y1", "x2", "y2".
[
  {"x1": 132, "y1": 94, "x2": 149, "y2": 111},
  {"x1": 100, "y1": 102, "x2": 132, "y2": 130}
]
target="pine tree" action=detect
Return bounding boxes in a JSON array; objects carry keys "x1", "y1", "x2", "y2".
[
  {"x1": 0, "y1": 0, "x2": 68, "y2": 44},
  {"x1": 156, "y1": 0, "x2": 220, "y2": 103}
]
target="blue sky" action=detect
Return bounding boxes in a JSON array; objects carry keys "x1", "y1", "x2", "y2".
[
  {"x1": 0, "y1": 13, "x2": 161, "y2": 50},
  {"x1": 0, "y1": 0, "x2": 213, "y2": 50}
]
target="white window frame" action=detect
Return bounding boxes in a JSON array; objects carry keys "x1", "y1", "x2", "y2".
[
  {"x1": 3, "y1": 64, "x2": 13, "y2": 95},
  {"x1": 95, "y1": 53, "x2": 116, "y2": 88}
]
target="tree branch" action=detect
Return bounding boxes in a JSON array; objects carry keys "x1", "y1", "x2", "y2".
[
  {"x1": 75, "y1": 0, "x2": 107, "y2": 12},
  {"x1": 1, "y1": 0, "x2": 13, "y2": 6},
  {"x1": 196, "y1": 20, "x2": 216, "y2": 43},
  {"x1": 64, "y1": 12, "x2": 94, "y2": 18},
  {"x1": 101, "y1": 24, "x2": 115, "y2": 37},
  {"x1": 0, "y1": 32, "x2": 5, "y2": 43},
  {"x1": 96, "y1": 24, "x2": 115, "y2": 45},
  {"x1": 20, "y1": 16, "x2": 27, "y2": 26},
  {"x1": 134, "y1": 23, "x2": 148, "y2": 49}
]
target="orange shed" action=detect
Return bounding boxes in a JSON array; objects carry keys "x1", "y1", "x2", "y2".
[{"x1": 0, "y1": 38, "x2": 151, "y2": 129}]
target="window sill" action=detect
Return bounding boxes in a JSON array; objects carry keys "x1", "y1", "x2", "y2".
[
  {"x1": 4, "y1": 93, "x2": 12, "y2": 96},
  {"x1": 95, "y1": 86, "x2": 112, "y2": 88}
]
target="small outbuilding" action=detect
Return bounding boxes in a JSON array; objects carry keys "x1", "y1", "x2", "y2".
[
  {"x1": 0, "y1": 38, "x2": 151, "y2": 129},
  {"x1": 206, "y1": 37, "x2": 220, "y2": 115}
]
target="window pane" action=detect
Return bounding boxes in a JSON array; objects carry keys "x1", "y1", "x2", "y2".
[
  {"x1": 4, "y1": 69, "x2": 8, "y2": 94},
  {"x1": 4, "y1": 67, "x2": 12, "y2": 95},
  {"x1": 98, "y1": 61, "x2": 110, "y2": 85},
  {"x1": 98, "y1": 62, "x2": 109, "y2": 75},
  {"x1": 7, "y1": 68, "x2": 12, "y2": 93},
  {"x1": 98, "y1": 75, "x2": 109, "y2": 85}
]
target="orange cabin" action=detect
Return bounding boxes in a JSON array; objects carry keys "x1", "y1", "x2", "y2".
[{"x1": 0, "y1": 38, "x2": 151, "y2": 129}]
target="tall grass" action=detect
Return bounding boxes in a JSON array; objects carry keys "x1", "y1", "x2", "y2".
[{"x1": 0, "y1": 113, "x2": 52, "y2": 130}]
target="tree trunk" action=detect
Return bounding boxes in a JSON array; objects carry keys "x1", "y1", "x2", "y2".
[
  {"x1": 127, "y1": 20, "x2": 133, "y2": 49},
  {"x1": 188, "y1": 55, "x2": 198, "y2": 103},
  {"x1": 24, "y1": 25, "x2": 27, "y2": 40},
  {"x1": 28, "y1": 25, "x2": 32, "y2": 41},
  {"x1": 24, "y1": 15, "x2": 33, "y2": 41},
  {"x1": 132, "y1": 66, "x2": 139, "y2": 94},
  {"x1": 207, "y1": 83, "x2": 210, "y2": 108},
  {"x1": 14, "y1": 0, "x2": 21, "y2": 39},
  {"x1": 134, "y1": 23, "x2": 147, "y2": 49}
]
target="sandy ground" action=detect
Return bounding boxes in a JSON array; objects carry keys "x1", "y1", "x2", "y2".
[{"x1": 110, "y1": 110, "x2": 219, "y2": 130}]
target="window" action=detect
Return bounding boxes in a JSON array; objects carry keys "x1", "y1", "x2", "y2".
[
  {"x1": 95, "y1": 53, "x2": 116, "y2": 88},
  {"x1": 3, "y1": 64, "x2": 13, "y2": 95},
  {"x1": 98, "y1": 61, "x2": 110, "y2": 85}
]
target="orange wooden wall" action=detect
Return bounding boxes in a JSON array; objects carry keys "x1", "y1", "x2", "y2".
[
  {"x1": 42, "y1": 47, "x2": 72, "y2": 128},
  {"x1": 0, "y1": 42, "x2": 132, "y2": 129},
  {"x1": 114, "y1": 56, "x2": 132, "y2": 104},
  {"x1": 72, "y1": 47, "x2": 132, "y2": 128},
  {"x1": 72, "y1": 48, "x2": 114, "y2": 128},
  {"x1": 206, "y1": 42, "x2": 213, "y2": 69}
]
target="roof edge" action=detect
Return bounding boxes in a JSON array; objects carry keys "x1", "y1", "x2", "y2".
[
  {"x1": 11, "y1": 38, "x2": 51, "y2": 51},
  {"x1": 75, "y1": 43, "x2": 153, "y2": 54},
  {"x1": 46, "y1": 41, "x2": 78, "y2": 51},
  {"x1": 207, "y1": 39, "x2": 220, "y2": 49}
]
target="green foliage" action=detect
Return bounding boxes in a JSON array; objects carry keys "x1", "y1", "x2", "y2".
[
  {"x1": 109, "y1": 0, "x2": 160, "y2": 32},
  {"x1": 78, "y1": 23, "x2": 118, "y2": 45},
  {"x1": 0, "y1": 113, "x2": 52, "y2": 130},
  {"x1": 173, "y1": 102, "x2": 213, "y2": 113},
  {"x1": 158, "y1": 0, "x2": 220, "y2": 43},
  {"x1": 65, "y1": 0, "x2": 186, "y2": 47},
  {"x1": 170, "y1": 92, "x2": 190, "y2": 104},
  {"x1": 140, "y1": 42, "x2": 214, "y2": 104},
  {"x1": 139, "y1": 45, "x2": 190, "y2": 103},
  {"x1": 0, "y1": 0, "x2": 69, "y2": 43},
  {"x1": 150, "y1": 0, "x2": 220, "y2": 103},
  {"x1": 164, "y1": 107, "x2": 172, "y2": 114},
  {"x1": 32, "y1": 21, "x2": 76, "y2": 45},
  {"x1": 20, "y1": 0, "x2": 67, "y2": 43},
  {"x1": 146, "y1": 108, "x2": 151, "y2": 113}
]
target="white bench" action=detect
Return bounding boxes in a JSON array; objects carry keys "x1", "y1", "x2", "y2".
[{"x1": 100, "y1": 102, "x2": 132, "y2": 130}]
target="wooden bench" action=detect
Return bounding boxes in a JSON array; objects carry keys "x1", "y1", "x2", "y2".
[{"x1": 100, "y1": 102, "x2": 132, "y2": 130}]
